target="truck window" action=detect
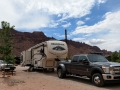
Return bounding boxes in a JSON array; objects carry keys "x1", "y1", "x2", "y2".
[
  {"x1": 79, "y1": 56, "x2": 88, "y2": 63},
  {"x1": 72, "y1": 56, "x2": 79, "y2": 62}
]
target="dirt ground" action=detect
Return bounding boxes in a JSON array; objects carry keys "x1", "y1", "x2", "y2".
[{"x1": 0, "y1": 66, "x2": 120, "y2": 90}]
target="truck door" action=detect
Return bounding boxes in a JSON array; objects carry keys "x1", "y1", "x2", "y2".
[
  {"x1": 71, "y1": 56, "x2": 79, "y2": 74},
  {"x1": 78, "y1": 56, "x2": 91, "y2": 76}
]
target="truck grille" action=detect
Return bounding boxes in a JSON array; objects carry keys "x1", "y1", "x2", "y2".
[{"x1": 113, "y1": 67, "x2": 120, "y2": 75}]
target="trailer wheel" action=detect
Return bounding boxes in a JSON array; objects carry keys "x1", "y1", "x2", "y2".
[
  {"x1": 51, "y1": 68, "x2": 54, "y2": 72},
  {"x1": 43, "y1": 68, "x2": 47, "y2": 72},
  {"x1": 92, "y1": 73, "x2": 104, "y2": 87},
  {"x1": 57, "y1": 68, "x2": 66, "y2": 78},
  {"x1": 29, "y1": 67, "x2": 34, "y2": 72}
]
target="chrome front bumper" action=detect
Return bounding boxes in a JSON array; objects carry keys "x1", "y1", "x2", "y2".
[{"x1": 102, "y1": 74, "x2": 120, "y2": 80}]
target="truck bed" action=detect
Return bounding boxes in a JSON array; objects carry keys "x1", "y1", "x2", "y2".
[{"x1": 58, "y1": 60, "x2": 71, "y2": 73}]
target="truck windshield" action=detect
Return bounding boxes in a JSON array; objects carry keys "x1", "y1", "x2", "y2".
[{"x1": 87, "y1": 55, "x2": 109, "y2": 62}]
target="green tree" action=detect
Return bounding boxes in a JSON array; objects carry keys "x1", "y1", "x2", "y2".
[
  {"x1": 111, "y1": 51, "x2": 120, "y2": 62},
  {"x1": 117, "y1": 50, "x2": 120, "y2": 62},
  {"x1": 0, "y1": 21, "x2": 15, "y2": 65}
]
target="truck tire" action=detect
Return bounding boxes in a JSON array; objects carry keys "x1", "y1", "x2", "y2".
[
  {"x1": 92, "y1": 73, "x2": 104, "y2": 87},
  {"x1": 57, "y1": 68, "x2": 66, "y2": 78}
]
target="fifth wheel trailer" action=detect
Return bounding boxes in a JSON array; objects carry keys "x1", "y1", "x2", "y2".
[{"x1": 20, "y1": 40, "x2": 68, "y2": 71}]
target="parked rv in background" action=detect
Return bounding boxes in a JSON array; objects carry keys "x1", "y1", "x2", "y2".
[{"x1": 20, "y1": 40, "x2": 68, "y2": 71}]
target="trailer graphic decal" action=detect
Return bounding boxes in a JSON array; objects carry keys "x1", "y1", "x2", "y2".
[{"x1": 52, "y1": 46, "x2": 65, "y2": 51}]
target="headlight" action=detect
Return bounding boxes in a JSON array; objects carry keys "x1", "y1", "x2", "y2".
[{"x1": 102, "y1": 66, "x2": 110, "y2": 73}]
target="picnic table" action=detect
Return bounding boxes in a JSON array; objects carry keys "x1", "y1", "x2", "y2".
[{"x1": 2, "y1": 67, "x2": 16, "y2": 77}]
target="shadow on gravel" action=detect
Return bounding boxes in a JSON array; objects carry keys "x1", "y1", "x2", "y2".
[
  {"x1": 23, "y1": 69, "x2": 58, "y2": 77},
  {"x1": 65, "y1": 76, "x2": 120, "y2": 90},
  {"x1": 37, "y1": 69, "x2": 58, "y2": 77},
  {"x1": 103, "y1": 83, "x2": 120, "y2": 90},
  {"x1": 23, "y1": 69, "x2": 120, "y2": 90},
  {"x1": 65, "y1": 75, "x2": 92, "y2": 85}
]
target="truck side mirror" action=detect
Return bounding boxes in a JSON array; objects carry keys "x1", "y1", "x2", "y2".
[{"x1": 82, "y1": 59, "x2": 89, "y2": 65}]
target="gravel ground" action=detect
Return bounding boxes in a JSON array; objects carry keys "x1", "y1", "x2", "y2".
[{"x1": 0, "y1": 65, "x2": 120, "y2": 90}]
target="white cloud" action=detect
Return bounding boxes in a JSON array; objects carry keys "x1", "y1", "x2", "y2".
[
  {"x1": 72, "y1": 11, "x2": 120, "y2": 35},
  {"x1": 85, "y1": 17, "x2": 90, "y2": 21},
  {"x1": 89, "y1": 39, "x2": 106, "y2": 45},
  {"x1": 48, "y1": 20, "x2": 59, "y2": 28},
  {"x1": 77, "y1": 21, "x2": 85, "y2": 26},
  {"x1": 72, "y1": 11, "x2": 120, "y2": 51},
  {"x1": 98, "y1": 30, "x2": 120, "y2": 51},
  {"x1": 72, "y1": 25, "x2": 98, "y2": 34},
  {"x1": 72, "y1": 38, "x2": 85, "y2": 41},
  {"x1": 57, "y1": 14, "x2": 61, "y2": 17},
  {"x1": 54, "y1": 33, "x2": 65, "y2": 39},
  {"x1": 36, "y1": 0, "x2": 95, "y2": 19},
  {"x1": 0, "y1": 0, "x2": 106, "y2": 31},
  {"x1": 62, "y1": 22, "x2": 71, "y2": 28},
  {"x1": 98, "y1": 0, "x2": 107, "y2": 4},
  {"x1": 0, "y1": 0, "x2": 50, "y2": 31},
  {"x1": 97, "y1": 0, "x2": 107, "y2": 7},
  {"x1": 0, "y1": 0, "x2": 20, "y2": 26},
  {"x1": 54, "y1": 32, "x2": 72, "y2": 39},
  {"x1": 85, "y1": 33, "x2": 92, "y2": 37}
]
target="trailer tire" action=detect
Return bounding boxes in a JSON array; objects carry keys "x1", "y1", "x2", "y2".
[
  {"x1": 57, "y1": 68, "x2": 66, "y2": 78},
  {"x1": 29, "y1": 67, "x2": 34, "y2": 72},
  {"x1": 51, "y1": 68, "x2": 54, "y2": 72},
  {"x1": 43, "y1": 68, "x2": 47, "y2": 72}
]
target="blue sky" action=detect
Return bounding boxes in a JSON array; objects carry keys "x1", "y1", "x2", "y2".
[{"x1": 0, "y1": 0, "x2": 120, "y2": 51}]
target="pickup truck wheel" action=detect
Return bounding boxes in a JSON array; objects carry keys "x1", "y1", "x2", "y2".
[
  {"x1": 57, "y1": 69, "x2": 66, "y2": 78},
  {"x1": 92, "y1": 73, "x2": 104, "y2": 87}
]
